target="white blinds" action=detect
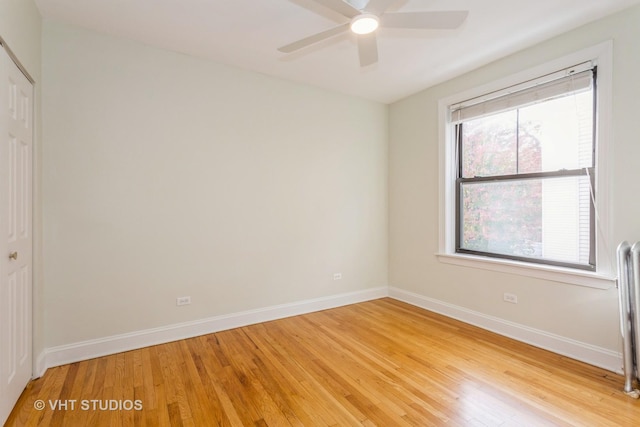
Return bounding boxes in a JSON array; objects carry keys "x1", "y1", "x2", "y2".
[{"x1": 450, "y1": 62, "x2": 594, "y2": 124}]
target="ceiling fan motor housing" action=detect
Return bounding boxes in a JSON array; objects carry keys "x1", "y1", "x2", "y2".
[{"x1": 350, "y1": 14, "x2": 380, "y2": 34}]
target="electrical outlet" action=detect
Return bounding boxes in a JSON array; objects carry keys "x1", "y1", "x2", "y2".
[
  {"x1": 503, "y1": 293, "x2": 518, "y2": 304},
  {"x1": 176, "y1": 296, "x2": 191, "y2": 306},
  {"x1": 333, "y1": 273, "x2": 342, "y2": 280}
]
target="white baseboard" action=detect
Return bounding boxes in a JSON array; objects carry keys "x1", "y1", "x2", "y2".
[
  {"x1": 388, "y1": 287, "x2": 623, "y2": 374},
  {"x1": 33, "y1": 350, "x2": 47, "y2": 379},
  {"x1": 44, "y1": 286, "x2": 389, "y2": 370},
  {"x1": 41, "y1": 286, "x2": 622, "y2": 376}
]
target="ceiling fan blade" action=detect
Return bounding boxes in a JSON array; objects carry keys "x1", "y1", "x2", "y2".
[
  {"x1": 310, "y1": 0, "x2": 361, "y2": 18},
  {"x1": 364, "y1": 0, "x2": 397, "y2": 15},
  {"x1": 357, "y1": 33, "x2": 378, "y2": 67},
  {"x1": 381, "y1": 11, "x2": 469, "y2": 29},
  {"x1": 278, "y1": 23, "x2": 350, "y2": 53}
]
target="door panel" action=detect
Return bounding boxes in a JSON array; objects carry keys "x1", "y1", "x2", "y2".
[{"x1": 0, "y1": 47, "x2": 33, "y2": 426}]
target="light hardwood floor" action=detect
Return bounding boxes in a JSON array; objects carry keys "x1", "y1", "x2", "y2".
[{"x1": 6, "y1": 298, "x2": 640, "y2": 426}]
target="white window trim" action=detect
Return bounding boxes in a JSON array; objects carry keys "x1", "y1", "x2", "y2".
[{"x1": 437, "y1": 41, "x2": 615, "y2": 290}]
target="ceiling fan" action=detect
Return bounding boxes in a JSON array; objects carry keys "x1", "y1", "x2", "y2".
[{"x1": 278, "y1": 0, "x2": 469, "y2": 67}]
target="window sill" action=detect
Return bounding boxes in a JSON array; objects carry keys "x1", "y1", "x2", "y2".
[{"x1": 436, "y1": 253, "x2": 615, "y2": 290}]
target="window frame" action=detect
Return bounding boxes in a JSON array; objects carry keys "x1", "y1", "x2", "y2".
[
  {"x1": 454, "y1": 68, "x2": 597, "y2": 270},
  {"x1": 437, "y1": 42, "x2": 615, "y2": 289}
]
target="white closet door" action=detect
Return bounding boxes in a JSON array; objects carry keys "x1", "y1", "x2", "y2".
[{"x1": 0, "y1": 46, "x2": 33, "y2": 426}]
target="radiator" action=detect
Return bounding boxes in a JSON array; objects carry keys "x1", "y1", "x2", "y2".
[{"x1": 617, "y1": 241, "x2": 640, "y2": 397}]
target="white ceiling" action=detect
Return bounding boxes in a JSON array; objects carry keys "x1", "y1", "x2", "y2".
[{"x1": 35, "y1": 0, "x2": 640, "y2": 104}]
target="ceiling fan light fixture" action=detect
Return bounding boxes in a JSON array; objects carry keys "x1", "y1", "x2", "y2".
[{"x1": 350, "y1": 14, "x2": 379, "y2": 35}]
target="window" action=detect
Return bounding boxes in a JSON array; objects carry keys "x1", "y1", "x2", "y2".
[{"x1": 451, "y1": 63, "x2": 596, "y2": 271}]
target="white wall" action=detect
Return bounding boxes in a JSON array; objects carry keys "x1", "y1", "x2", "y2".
[
  {"x1": 41, "y1": 22, "x2": 388, "y2": 348},
  {"x1": 0, "y1": 0, "x2": 41, "y2": 74},
  {"x1": 389, "y1": 5, "x2": 640, "y2": 354},
  {"x1": 0, "y1": 0, "x2": 43, "y2": 367}
]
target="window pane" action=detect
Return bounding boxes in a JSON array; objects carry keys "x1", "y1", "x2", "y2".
[
  {"x1": 518, "y1": 90, "x2": 593, "y2": 173},
  {"x1": 460, "y1": 176, "x2": 591, "y2": 265},
  {"x1": 461, "y1": 110, "x2": 517, "y2": 178},
  {"x1": 460, "y1": 89, "x2": 593, "y2": 178}
]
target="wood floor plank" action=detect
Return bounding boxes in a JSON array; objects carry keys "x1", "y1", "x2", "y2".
[{"x1": 6, "y1": 298, "x2": 640, "y2": 426}]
